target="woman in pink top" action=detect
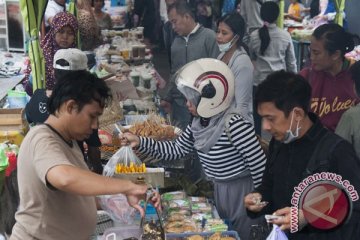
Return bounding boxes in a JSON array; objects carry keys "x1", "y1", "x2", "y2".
[{"x1": 300, "y1": 23, "x2": 360, "y2": 131}]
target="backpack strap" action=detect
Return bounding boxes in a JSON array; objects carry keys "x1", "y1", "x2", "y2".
[{"x1": 302, "y1": 128, "x2": 344, "y2": 178}]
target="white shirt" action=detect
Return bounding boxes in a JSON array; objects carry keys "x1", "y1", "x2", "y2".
[
  {"x1": 159, "y1": 0, "x2": 168, "y2": 23},
  {"x1": 44, "y1": 0, "x2": 66, "y2": 27},
  {"x1": 183, "y1": 23, "x2": 200, "y2": 43}
]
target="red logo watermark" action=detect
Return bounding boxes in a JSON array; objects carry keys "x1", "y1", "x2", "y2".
[
  {"x1": 300, "y1": 181, "x2": 350, "y2": 230},
  {"x1": 290, "y1": 172, "x2": 358, "y2": 233}
]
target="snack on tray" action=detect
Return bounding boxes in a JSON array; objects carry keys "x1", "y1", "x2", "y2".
[
  {"x1": 161, "y1": 191, "x2": 187, "y2": 201},
  {"x1": 209, "y1": 232, "x2": 222, "y2": 240},
  {"x1": 163, "y1": 199, "x2": 191, "y2": 214},
  {"x1": 165, "y1": 219, "x2": 197, "y2": 233},
  {"x1": 209, "y1": 232, "x2": 235, "y2": 240},
  {"x1": 187, "y1": 235, "x2": 204, "y2": 240},
  {"x1": 203, "y1": 220, "x2": 228, "y2": 232},
  {"x1": 126, "y1": 114, "x2": 178, "y2": 141},
  {"x1": 188, "y1": 196, "x2": 207, "y2": 203},
  {"x1": 191, "y1": 212, "x2": 212, "y2": 222},
  {"x1": 142, "y1": 221, "x2": 164, "y2": 240},
  {"x1": 128, "y1": 120, "x2": 175, "y2": 140},
  {"x1": 191, "y1": 203, "x2": 212, "y2": 214}
]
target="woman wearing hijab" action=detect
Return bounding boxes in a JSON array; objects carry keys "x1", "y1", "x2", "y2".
[
  {"x1": 41, "y1": 11, "x2": 78, "y2": 90},
  {"x1": 120, "y1": 59, "x2": 266, "y2": 240}
]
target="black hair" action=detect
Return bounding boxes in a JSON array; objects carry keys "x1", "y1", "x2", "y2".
[
  {"x1": 350, "y1": 61, "x2": 360, "y2": 97},
  {"x1": 47, "y1": 71, "x2": 112, "y2": 115},
  {"x1": 310, "y1": 0, "x2": 319, "y2": 18},
  {"x1": 259, "y1": 2, "x2": 279, "y2": 55},
  {"x1": 312, "y1": 24, "x2": 360, "y2": 59},
  {"x1": 54, "y1": 69, "x2": 86, "y2": 82},
  {"x1": 217, "y1": 13, "x2": 249, "y2": 54},
  {"x1": 0, "y1": 169, "x2": 19, "y2": 235},
  {"x1": 255, "y1": 70, "x2": 312, "y2": 117},
  {"x1": 167, "y1": 1, "x2": 195, "y2": 20},
  {"x1": 91, "y1": 0, "x2": 105, "y2": 8}
]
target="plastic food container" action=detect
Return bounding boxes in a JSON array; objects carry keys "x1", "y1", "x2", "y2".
[
  {"x1": 101, "y1": 225, "x2": 141, "y2": 240},
  {"x1": 166, "y1": 230, "x2": 240, "y2": 240}
]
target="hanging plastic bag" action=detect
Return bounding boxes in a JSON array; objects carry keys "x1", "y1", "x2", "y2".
[
  {"x1": 103, "y1": 145, "x2": 144, "y2": 177},
  {"x1": 98, "y1": 194, "x2": 136, "y2": 224},
  {"x1": 266, "y1": 224, "x2": 288, "y2": 240}
]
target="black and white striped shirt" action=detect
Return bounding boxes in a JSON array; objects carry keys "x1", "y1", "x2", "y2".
[{"x1": 138, "y1": 115, "x2": 267, "y2": 187}]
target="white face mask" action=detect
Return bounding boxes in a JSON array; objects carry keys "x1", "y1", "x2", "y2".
[
  {"x1": 218, "y1": 35, "x2": 238, "y2": 52},
  {"x1": 283, "y1": 110, "x2": 301, "y2": 144}
]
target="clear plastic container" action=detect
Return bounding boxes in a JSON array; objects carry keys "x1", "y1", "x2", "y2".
[{"x1": 101, "y1": 225, "x2": 141, "y2": 240}]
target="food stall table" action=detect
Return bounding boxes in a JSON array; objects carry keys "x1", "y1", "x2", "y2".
[{"x1": 0, "y1": 74, "x2": 24, "y2": 107}]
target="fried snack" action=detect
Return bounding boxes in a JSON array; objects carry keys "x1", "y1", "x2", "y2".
[
  {"x1": 128, "y1": 120, "x2": 176, "y2": 140},
  {"x1": 187, "y1": 235, "x2": 204, "y2": 240},
  {"x1": 114, "y1": 162, "x2": 146, "y2": 173},
  {"x1": 99, "y1": 145, "x2": 120, "y2": 153},
  {"x1": 209, "y1": 232, "x2": 221, "y2": 240}
]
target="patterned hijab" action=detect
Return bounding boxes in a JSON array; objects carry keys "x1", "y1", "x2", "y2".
[{"x1": 41, "y1": 12, "x2": 78, "y2": 90}]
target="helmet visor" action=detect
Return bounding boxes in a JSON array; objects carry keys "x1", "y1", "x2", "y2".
[{"x1": 177, "y1": 81, "x2": 201, "y2": 106}]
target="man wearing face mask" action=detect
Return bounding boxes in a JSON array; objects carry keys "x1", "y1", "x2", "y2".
[{"x1": 244, "y1": 71, "x2": 360, "y2": 239}]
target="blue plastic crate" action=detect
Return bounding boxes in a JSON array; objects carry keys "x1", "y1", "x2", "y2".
[{"x1": 166, "y1": 230, "x2": 240, "y2": 240}]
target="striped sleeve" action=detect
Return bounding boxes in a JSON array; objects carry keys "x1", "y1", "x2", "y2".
[
  {"x1": 229, "y1": 115, "x2": 267, "y2": 187},
  {"x1": 137, "y1": 125, "x2": 195, "y2": 161}
]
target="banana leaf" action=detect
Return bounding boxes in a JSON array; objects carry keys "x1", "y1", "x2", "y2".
[
  {"x1": 334, "y1": 0, "x2": 345, "y2": 26},
  {"x1": 20, "y1": 0, "x2": 48, "y2": 91}
]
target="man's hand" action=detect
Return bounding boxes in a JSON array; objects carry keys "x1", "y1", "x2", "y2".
[
  {"x1": 126, "y1": 184, "x2": 162, "y2": 217},
  {"x1": 244, "y1": 192, "x2": 268, "y2": 212},
  {"x1": 160, "y1": 100, "x2": 172, "y2": 114},
  {"x1": 126, "y1": 183, "x2": 148, "y2": 217},
  {"x1": 271, "y1": 207, "x2": 291, "y2": 231}
]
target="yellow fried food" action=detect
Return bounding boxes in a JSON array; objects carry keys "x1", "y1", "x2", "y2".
[
  {"x1": 187, "y1": 235, "x2": 204, "y2": 240},
  {"x1": 115, "y1": 163, "x2": 146, "y2": 173},
  {"x1": 209, "y1": 232, "x2": 221, "y2": 240}
]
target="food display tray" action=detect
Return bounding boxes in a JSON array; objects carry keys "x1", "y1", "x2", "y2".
[{"x1": 166, "y1": 231, "x2": 240, "y2": 240}]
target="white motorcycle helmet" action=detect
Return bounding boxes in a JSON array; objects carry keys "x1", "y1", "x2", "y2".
[{"x1": 175, "y1": 58, "x2": 235, "y2": 118}]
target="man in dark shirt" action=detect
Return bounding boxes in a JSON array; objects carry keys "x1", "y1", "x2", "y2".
[
  {"x1": 25, "y1": 48, "x2": 103, "y2": 174},
  {"x1": 245, "y1": 71, "x2": 360, "y2": 239}
]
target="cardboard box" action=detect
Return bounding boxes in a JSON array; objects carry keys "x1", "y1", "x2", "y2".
[
  {"x1": 114, "y1": 167, "x2": 164, "y2": 188},
  {"x1": 0, "y1": 108, "x2": 29, "y2": 145}
]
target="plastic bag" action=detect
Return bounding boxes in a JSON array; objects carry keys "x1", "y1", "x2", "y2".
[
  {"x1": 266, "y1": 225, "x2": 288, "y2": 240},
  {"x1": 103, "y1": 145, "x2": 142, "y2": 177},
  {"x1": 98, "y1": 194, "x2": 136, "y2": 224}
]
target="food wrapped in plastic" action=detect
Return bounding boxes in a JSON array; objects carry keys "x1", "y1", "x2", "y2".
[
  {"x1": 103, "y1": 145, "x2": 143, "y2": 177},
  {"x1": 163, "y1": 199, "x2": 191, "y2": 212},
  {"x1": 188, "y1": 196, "x2": 207, "y2": 203},
  {"x1": 98, "y1": 194, "x2": 136, "y2": 224},
  {"x1": 191, "y1": 202, "x2": 212, "y2": 214},
  {"x1": 165, "y1": 218, "x2": 198, "y2": 233},
  {"x1": 161, "y1": 191, "x2": 187, "y2": 201},
  {"x1": 191, "y1": 212, "x2": 213, "y2": 223}
]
